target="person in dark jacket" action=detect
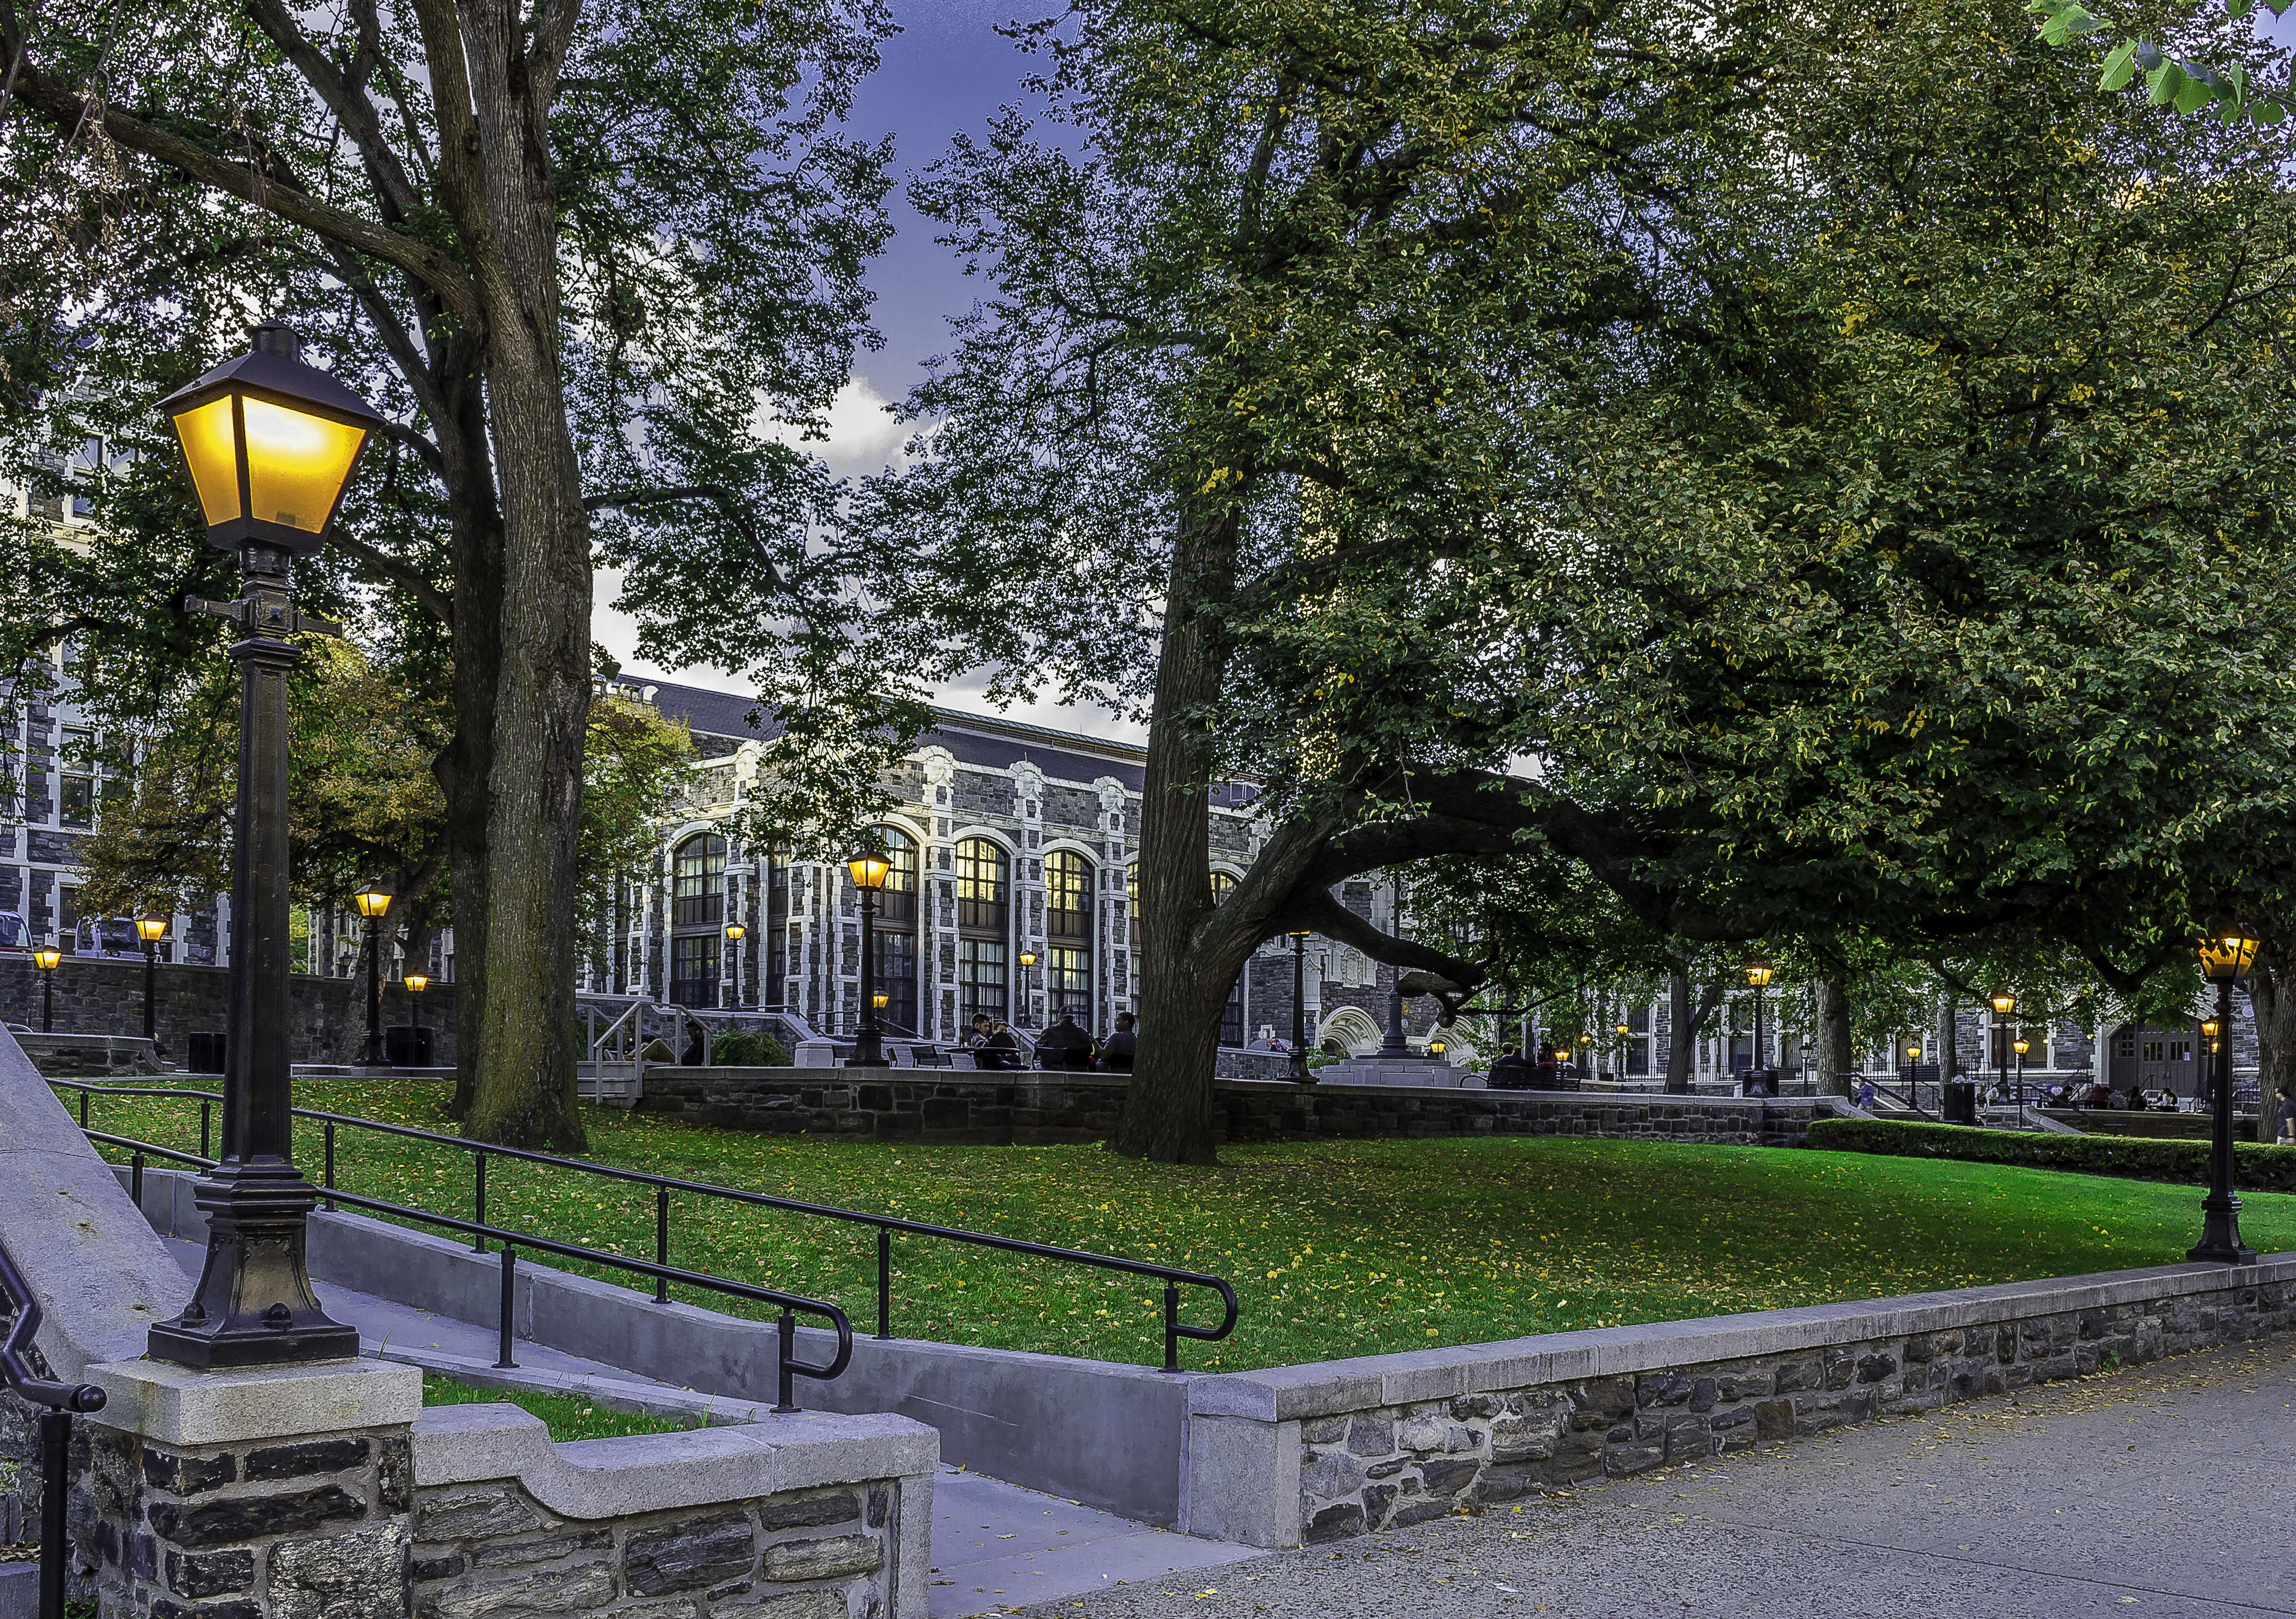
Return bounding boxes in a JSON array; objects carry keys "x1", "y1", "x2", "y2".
[
  {"x1": 978, "y1": 1020, "x2": 1022, "y2": 1069},
  {"x1": 1487, "y1": 1047, "x2": 1534, "y2": 1089},
  {"x1": 1097, "y1": 1012, "x2": 1137, "y2": 1071},
  {"x1": 1036, "y1": 1009, "x2": 1094, "y2": 1070}
]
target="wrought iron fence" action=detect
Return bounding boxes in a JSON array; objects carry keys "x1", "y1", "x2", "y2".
[{"x1": 0, "y1": 1235, "x2": 108, "y2": 1619}]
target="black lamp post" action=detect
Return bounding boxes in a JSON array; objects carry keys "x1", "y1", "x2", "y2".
[
  {"x1": 847, "y1": 845, "x2": 891, "y2": 1066},
  {"x1": 1989, "y1": 989, "x2": 2017, "y2": 1110},
  {"x1": 2190, "y1": 926, "x2": 2260, "y2": 1265},
  {"x1": 34, "y1": 943, "x2": 59, "y2": 1033},
  {"x1": 138, "y1": 911, "x2": 169, "y2": 1047},
  {"x1": 1743, "y1": 958, "x2": 1772, "y2": 1095},
  {"x1": 1286, "y1": 929, "x2": 1313, "y2": 1084},
  {"x1": 725, "y1": 921, "x2": 745, "y2": 1008},
  {"x1": 2012, "y1": 1037, "x2": 2028, "y2": 1106},
  {"x1": 1017, "y1": 949, "x2": 1036, "y2": 1028},
  {"x1": 403, "y1": 971, "x2": 427, "y2": 1034},
  {"x1": 149, "y1": 320, "x2": 381, "y2": 1367},
  {"x1": 354, "y1": 880, "x2": 393, "y2": 1066}
]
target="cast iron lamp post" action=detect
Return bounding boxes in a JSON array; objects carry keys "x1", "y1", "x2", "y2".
[
  {"x1": 353, "y1": 880, "x2": 393, "y2": 1066},
  {"x1": 1286, "y1": 929, "x2": 1313, "y2": 1084},
  {"x1": 2190, "y1": 926, "x2": 2260, "y2": 1265},
  {"x1": 34, "y1": 943, "x2": 59, "y2": 1033},
  {"x1": 847, "y1": 845, "x2": 891, "y2": 1066},
  {"x1": 137, "y1": 911, "x2": 169, "y2": 1046},
  {"x1": 1743, "y1": 958, "x2": 1773, "y2": 1095},
  {"x1": 1989, "y1": 990, "x2": 2017, "y2": 1109},
  {"x1": 2013, "y1": 1037, "x2": 2028, "y2": 1104},
  {"x1": 725, "y1": 921, "x2": 745, "y2": 1008},
  {"x1": 1554, "y1": 1044, "x2": 1572, "y2": 1086},
  {"x1": 403, "y1": 971, "x2": 427, "y2": 1036},
  {"x1": 149, "y1": 319, "x2": 383, "y2": 1367},
  {"x1": 1016, "y1": 949, "x2": 1036, "y2": 1028}
]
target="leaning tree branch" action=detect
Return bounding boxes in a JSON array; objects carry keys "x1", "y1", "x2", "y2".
[
  {"x1": 1279, "y1": 889, "x2": 1490, "y2": 1020},
  {"x1": 582, "y1": 486, "x2": 787, "y2": 595},
  {"x1": 325, "y1": 528, "x2": 453, "y2": 626}
]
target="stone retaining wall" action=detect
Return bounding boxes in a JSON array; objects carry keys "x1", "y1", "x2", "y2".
[
  {"x1": 1179, "y1": 1253, "x2": 2296, "y2": 1547},
  {"x1": 635, "y1": 1069, "x2": 1849, "y2": 1147}
]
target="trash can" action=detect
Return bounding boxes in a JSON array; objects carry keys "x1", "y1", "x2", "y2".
[
  {"x1": 1942, "y1": 1080, "x2": 1979, "y2": 1126},
  {"x1": 186, "y1": 1030, "x2": 226, "y2": 1074},
  {"x1": 384, "y1": 1025, "x2": 433, "y2": 1066}
]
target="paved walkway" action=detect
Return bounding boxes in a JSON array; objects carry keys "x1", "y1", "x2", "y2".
[
  {"x1": 1012, "y1": 1337, "x2": 2296, "y2": 1618},
  {"x1": 166, "y1": 1241, "x2": 1256, "y2": 1617}
]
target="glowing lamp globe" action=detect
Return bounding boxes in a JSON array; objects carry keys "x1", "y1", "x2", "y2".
[
  {"x1": 1989, "y1": 990, "x2": 2017, "y2": 1018},
  {"x1": 352, "y1": 882, "x2": 393, "y2": 920},
  {"x1": 1742, "y1": 958, "x2": 1773, "y2": 989},
  {"x1": 2199, "y1": 928, "x2": 2260, "y2": 985},
  {"x1": 159, "y1": 323, "x2": 389, "y2": 554},
  {"x1": 846, "y1": 847, "x2": 892, "y2": 891},
  {"x1": 33, "y1": 946, "x2": 60, "y2": 971},
  {"x1": 137, "y1": 912, "x2": 170, "y2": 944},
  {"x1": 402, "y1": 973, "x2": 428, "y2": 994},
  {"x1": 724, "y1": 923, "x2": 746, "y2": 942}
]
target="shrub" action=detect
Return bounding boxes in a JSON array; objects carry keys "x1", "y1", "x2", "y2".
[
  {"x1": 708, "y1": 1029, "x2": 791, "y2": 1067},
  {"x1": 1807, "y1": 1116, "x2": 2296, "y2": 1193}
]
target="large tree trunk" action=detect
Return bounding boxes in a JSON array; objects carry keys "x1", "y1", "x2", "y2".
[
  {"x1": 1817, "y1": 975, "x2": 1853, "y2": 1095},
  {"x1": 1113, "y1": 509, "x2": 1239, "y2": 1163},
  {"x1": 452, "y1": 12, "x2": 589, "y2": 1150},
  {"x1": 1935, "y1": 993, "x2": 1960, "y2": 1081},
  {"x1": 1665, "y1": 973, "x2": 1695, "y2": 1093}
]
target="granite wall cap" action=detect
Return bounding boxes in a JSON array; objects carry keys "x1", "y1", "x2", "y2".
[
  {"x1": 409, "y1": 1403, "x2": 936, "y2": 1520},
  {"x1": 87, "y1": 1357, "x2": 424, "y2": 1446},
  {"x1": 1187, "y1": 1252, "x2": 2296, "y2": 1422}
]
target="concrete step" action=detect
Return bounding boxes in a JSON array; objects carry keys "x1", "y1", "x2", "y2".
[{"x1": 0, "y1": 1560, "x2": 36, "y2": 1619}]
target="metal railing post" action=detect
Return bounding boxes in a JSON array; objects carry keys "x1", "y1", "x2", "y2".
[
  {"x1": 654, "y1": 1184, "x2": 670, "y2": 1303},
  {"x1": 495, "y1": 1244, "x2": 517, "y2": 1369},
  {"x1": 199, "y1": 1100, "x2": 211, "y2": 1162},
  {"x1": 131, "y1": 1152, "x2": 144, "y2": 1209},
  {"x1": 77, "y1": 1088, "x2": 87, "y2": 1127},
  {"x1": 40, "y1": 1408, "x2": 68, "y2": 1619},
  {"x1": 322, "y1": 1123, "x2": 336, "y2": 1211},
  {"x1": 1163, "y1": 1281, "x2": 1180, "y2": 1373},
  {"x1": 774, "y1": 1307, "x2": 798, "y2": 1412},
  {"x1": 876, "y1": 1226, "x2": 892, "y2": 1340},
  {"x1": 473, "y1": 1152, "x2": 487, "y2": 1253}
]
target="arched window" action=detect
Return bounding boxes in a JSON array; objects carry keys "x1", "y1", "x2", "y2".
[
  {"x1": 1209, "y1": 870, "x2": 1237, "y2": 905},
  {"x1": 669, "y1": 833, "x2": 727, "y2": 1007},
  {"x1": 955, "y1": 838, "x2": 1010, "y2": 1026},
  {"x1": 870, "y1": 826, "x2": 919, "y2": 1033},
  {"x1": 1045, "y1": 849, "x2": 1094, "y2": 1024}
]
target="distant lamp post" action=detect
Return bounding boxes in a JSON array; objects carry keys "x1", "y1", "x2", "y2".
[
  {"x1": 138, "y1": 911, "x2": 169, "y2": 1046},
  {"x1": 724, "y1": 921, "x2": 745, "y2": 1007},
  {"x1": 847, "y1": 844, "x2": 891, "y2": 1066},
  {"x1": 151, "y1": 320, "x2": 382, "y2": 1367},
  {"x1": 1554, "y1": 1045, "x2": 1573, "y2": 1086},
  {"x1": 1017, "y1": 949, "x2": 1037, "y2": 1028},
  {"x1": 2012, "y1": 1037, "x2": 2029, "y2": 1102},
  {"x1": 352, "y1": 881, "x2": 393, "y2": 1066},
  {"x1": 1743, "y1": 958, "x2": 1773, "y2": 1094},
  {"x1": 1286, "y1": 929, "x2": 1314, "y2": 1085},
  {"x1": 402, "y1": 972, "x2": 428, "y2": 1035},
  {"x1": 2191, "y1": 927, "x2": 2260, "y2": 1264},
  {"x1": 1616, "y1": 1020, "x2": 1631, "y2": 1081},
  {"x1": 1989, "y1": 990, "x2": 2018, "y2": 1109},
  {"x1": 33, "y1": 943, "x2": 59, "y2": 1034}
]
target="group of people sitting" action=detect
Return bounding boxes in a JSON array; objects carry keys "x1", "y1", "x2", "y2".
[
  {"x1": 964, "y1": 1009, "x2": 1137, "y2": 1072},
  {"x1": 1486, "y1": 1042, "x2": 1576, "y2": 1091},
  {"x1": 2065, "y1": 1080, "x2": 2190, "y2": 1111}
]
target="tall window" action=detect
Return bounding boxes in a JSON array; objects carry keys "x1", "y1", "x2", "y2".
[
  {"x1": 956, "y1": 839, "x2": 1009, "y2": 930},
  {"x1": 876, "y1": 826, "x2": 918, "y2": 925},
  {"x1": 1049, "y1": 947, "x2": 1091, "y2": 1021},
  {"x1": 1626, "y1": 1005, "x2": 1652, "y2": 1075},
  {"x1": 669, "y1": 833, "x2": 727, "y2": 1005},
  {"x1": 672, "y1": 834, "x2": 727, "y2": 926},
  {"x1": 1046, "y1": 849, "x2": 1093, "y2": 942},
  {"x1": 959, "y1": 939, "x2": 1007, "y2": 1027}
]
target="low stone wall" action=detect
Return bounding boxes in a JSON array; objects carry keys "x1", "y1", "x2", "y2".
[
  {"x1": 1179, "y1": 1253, "x2": 2296, "y2": 1547},
  {"x1": 635, "y1": 1069, "x2": 1853, "y2": 1148}
]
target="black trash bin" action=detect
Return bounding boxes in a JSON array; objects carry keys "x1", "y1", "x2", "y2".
[
  {"x1": 1942, "y1": 1079, "x2": 1979, "y2": 1126},
  {"x1": 186, "y1": 1030, "x2": 226, "y2": 1074},
  {"x1": 384, "y1": 1025, "x2": 433, "y2": 1066}
]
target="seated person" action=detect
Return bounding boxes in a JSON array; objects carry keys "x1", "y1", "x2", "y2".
[
  {"x1": 976, "y1": 1019, "x2": 1022, "y2": 1070},
  {"x1": 2082, "y1": 1081, "x2": 2112, "y2": 1109},
  {"x1": 1487, "y1": 1048, "x2": 1534, "y2": 1090},
  {"x1": 2153, "y1": 1084, "x2": 2181, "y2": 1112},
  {"x1": 1096, "y1": 1011, "x2": 1137, "y2": 1071},
  {"x1": 1036, "y1": 1009, "x2": 1095, "y2": 1070}
]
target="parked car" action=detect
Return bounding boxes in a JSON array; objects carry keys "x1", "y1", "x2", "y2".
[
  {"x1": 0, "y1": 911, "x2": 28, "y2": 952},
  {"x1": 73, "y1": 916, "x2": 143, "y2": 958}
]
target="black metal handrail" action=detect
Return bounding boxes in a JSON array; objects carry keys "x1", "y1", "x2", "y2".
[
  {"x1": 59, "y1": 1080, "x2": 1239, "y2": 1372},
  {"x1": 81, "y1": 1128, "x2": 851, "y2": 1410},
  {"x1": 0, "y1": 1236, "x2": 108, "y2": 1619}
]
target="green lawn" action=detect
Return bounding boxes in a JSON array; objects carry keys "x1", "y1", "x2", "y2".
[
  {"x1": 418, "y1": 1372, "x2": 698, "y2": 1442},
  {"x1": 66, "y1": 1078, "x2": 2296, "y2": 1372}
]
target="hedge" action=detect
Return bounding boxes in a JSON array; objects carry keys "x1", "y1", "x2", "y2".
[{"x1": 1806, "y1": 1116, "x2": 2296, "y2": 1194}]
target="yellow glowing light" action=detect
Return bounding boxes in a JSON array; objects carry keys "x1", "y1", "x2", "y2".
[
  {"x1": 171, "y1": 396, "x2": 243, "y2": 526},
  {"x1": 241, "y1": 398, "x2": 367, "y2": 533}
]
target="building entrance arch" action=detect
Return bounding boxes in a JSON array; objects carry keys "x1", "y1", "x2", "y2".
[{"x1": 1318, "y1": 1005, "x2": 1384, "y2": 1056}]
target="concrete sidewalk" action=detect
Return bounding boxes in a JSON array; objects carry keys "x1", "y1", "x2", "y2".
[
  {"x1": 1013, "y1": 1336, "x2": 2296, "y2": 1617},
  {"x1": 165, "y1": 1240, "x2": 1260, "y2": 1617}
]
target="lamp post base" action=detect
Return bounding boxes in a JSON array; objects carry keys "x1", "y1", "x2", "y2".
[
  {"x1": 2186, "y1": 1195, "x2": 2257, "y2": 1266},
  {"x1": 850, "y1": 1023, "x2": 885, "y2": 1068},
  {"x1": 146, "y1": 1162, "x2": 360, "y2": 1367}
]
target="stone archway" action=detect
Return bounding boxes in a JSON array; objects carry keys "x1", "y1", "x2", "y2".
[{"x1": 1318, "y1": 1005, "x2": 1384, "y2": 1057}]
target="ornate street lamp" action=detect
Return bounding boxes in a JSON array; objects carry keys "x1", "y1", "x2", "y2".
[
  {"x1": 137, "y1": 911, "x2": 169, "y2": 1047},
  {"x1": 847, "y1": 844, "x2": 891, "y2": 1066},
  {"x1": 1016, "y1": 948, "x2": 1037, "y2": 1028},
  {"x1": 1554, "y1": 1045, "x2": 1573, "y2": 1087},
  {"x1": 2012, "y1": 1036, "x2": 2029, "y2": 1104},
  {"x1": 1989, "y1": 990, "x2": 2017, "y2": 1110},
  {"x1": 150, "y1": 321, "x2": 382, "y2": 1367},
  {"x1": 1743, "y1": 958, "x2": 1773, "y2": 1096},
  {"x1": 353, "y1": 881, "x2": 394, "y2": 1067},
  {"x1": 402, "y1": 971, "x2": 428, "y2": 1038},
  {"x1": 33, "y1": 943, "x2": 59, "y2": 1034},
  {"x1": 1286, "y1": 929, "x2": 1314, "y2": 1085},
  {"x1": 724, "y1": 920, "x2": 746, "y2": 1006},
  {"x1": 2190, "y1": 927, "x2": 2261, "y2": 1264},
  {"x1": 1377, "y1": 872, "x2": 1410, "y2": 1058}
]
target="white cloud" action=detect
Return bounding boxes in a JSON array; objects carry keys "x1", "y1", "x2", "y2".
[{"x1": 763, "y1": 375, "x2": 912, "y2": 481}]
